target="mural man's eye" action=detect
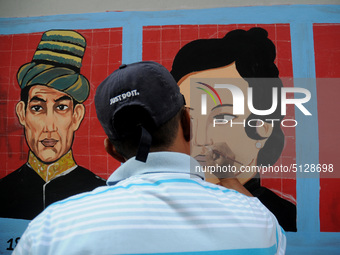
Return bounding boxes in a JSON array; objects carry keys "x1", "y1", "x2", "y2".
[
  {"x1": 56, "y1": 105, "x2": 69, "y2": 111},
  {"x1": 31, "y1": 105, "x2": 43, "y2": 112}
]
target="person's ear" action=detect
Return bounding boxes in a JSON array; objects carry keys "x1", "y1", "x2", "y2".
[
  {"x1": 16, "y1": 101, "x2": 26, "y2": 127},
  {"x1": 181, "y1": 108, "x2": 191, "y2": 142},
  {"x1": 104, "y1": 138, "x2": 126, "y2": 163},
  {"x1": 72, "y1": 104, "x2": 85, "y2": 131}
]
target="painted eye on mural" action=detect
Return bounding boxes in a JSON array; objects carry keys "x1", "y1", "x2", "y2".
[
  {"x1": 213, "y1": 114, "x2": 236, "y2": 122},
  {"x1": 56, "y1": 104, "x2": 69, "y2": 111},
  {"x1": 30, "y1": 105, "x2": 43, "y2": 112}
]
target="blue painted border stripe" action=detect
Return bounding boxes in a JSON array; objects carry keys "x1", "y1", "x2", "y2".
[
  {"x1": 286, "y1": 232, "x2": 340, "y2": 254},
  {"x1": 290, "y1": 22, "x2": 320, "y2": 233},
  {"x1": 122, "y1": 22, "x2": 143, "y2": 63},
  {"x1": 1, "y1": 5, "x2": 340, "y2": 34}
]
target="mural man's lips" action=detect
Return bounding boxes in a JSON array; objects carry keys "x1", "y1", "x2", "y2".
[{"x1": 40, "y1": 139, "x2": 59, "y2": 147}]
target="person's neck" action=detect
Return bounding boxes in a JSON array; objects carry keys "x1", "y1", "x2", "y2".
[{"x1": 28, "y1": 151, "x2": 76, "y2": 182}]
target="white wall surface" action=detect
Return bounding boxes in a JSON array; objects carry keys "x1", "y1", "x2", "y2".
[{"x1": 1, "y1": 0, "x2": 339, "y2": 18}]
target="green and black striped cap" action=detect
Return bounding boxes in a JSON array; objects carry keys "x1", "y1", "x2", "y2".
[{"x1": 17, "y1": 30, "x2": 90, "y2": 103}]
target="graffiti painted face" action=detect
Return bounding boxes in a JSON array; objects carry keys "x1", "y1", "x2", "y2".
[
  {"x1": 179, "y1": 63, "x2": 272, "y2": 183},
  {"x1": 16, "y1": 85, "x2": 85, "y2": 163}
]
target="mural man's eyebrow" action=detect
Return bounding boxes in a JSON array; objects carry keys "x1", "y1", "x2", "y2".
[
  {"x1": 30, "y1": 96, "x2": 46, "y2": 103},
  {"x1": 55, "y1": 95, "x2": 72, "y2": 102},
  {"x1": 212, "y1": 104, "x2": 233, "y2": 111}
]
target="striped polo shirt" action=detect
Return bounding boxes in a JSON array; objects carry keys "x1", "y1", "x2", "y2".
[{"x1": 14, "y1": 152, "x2": 286, "y2": 255}]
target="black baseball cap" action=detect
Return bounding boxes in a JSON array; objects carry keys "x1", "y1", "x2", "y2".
[{"x1": 95, "y1": 61, "x2": 185, "y2": 162}]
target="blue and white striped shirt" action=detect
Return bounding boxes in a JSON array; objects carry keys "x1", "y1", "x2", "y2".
[{"x1": 14, "y1": 152, "x2": 286, "y2": 255}]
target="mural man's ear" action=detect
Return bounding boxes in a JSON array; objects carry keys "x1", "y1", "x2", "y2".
[
  {"x1": 72, "y1": 104, "x2": 86, "y2": 131},
  {"x1": 15, "y1": 101, "x2": 26, "y2": 127}
]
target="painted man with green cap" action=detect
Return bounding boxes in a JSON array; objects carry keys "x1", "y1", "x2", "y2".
[{"x1": 0, "y1": 30, "x2": 106, "y2": 220}]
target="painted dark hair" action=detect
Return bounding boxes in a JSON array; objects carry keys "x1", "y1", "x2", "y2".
[
  {"x1": 171, "y1": 27, "x2": 284, "y2": 166},
  {"x1": 20, "y1": 85, "x2": 80, "y2": 110}
]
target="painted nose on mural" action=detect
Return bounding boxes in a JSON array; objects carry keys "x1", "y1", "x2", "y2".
[
  {"x1": 43, "y1": 111, "x2": 58, "y2": 133},
  {"x1": 192, "y1": 119, "x2": 212, "y2": 147}
]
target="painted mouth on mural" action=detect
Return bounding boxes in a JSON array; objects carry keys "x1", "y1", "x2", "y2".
[
  {"x1": 194, "y1": 155, "x2": 207, "y2": 165},
  {"x1": 40, "y1": 139, "x2": 59, "y2": 147}
]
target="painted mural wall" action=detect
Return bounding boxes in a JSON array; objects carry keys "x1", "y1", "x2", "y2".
[{"x1": 0, "y1": 5, "x2": 339, "y2": 254}]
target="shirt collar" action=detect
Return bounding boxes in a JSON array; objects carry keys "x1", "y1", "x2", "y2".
[
  {"x1": 107, "y1": 152, "x2": 204, "y2": 185},
  {"x1": 28, "y1": 150, "x2": 77, "y2": 182}
]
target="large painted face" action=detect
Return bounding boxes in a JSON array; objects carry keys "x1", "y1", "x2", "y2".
[
  {"x1": 16, "y1": 85, "x2": 85, "y2": 163},
  {"x1": 179, "y1": 63, "x2": 272, "y2": 183}
]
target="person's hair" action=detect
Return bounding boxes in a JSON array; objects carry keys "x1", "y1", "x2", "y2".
[
  {"x1": 20, "y1": 85, "x2": 80, "y2": 109},
  {"x1": 171, "y1": 27, "x2": 284, "y2": 166},
  {"x1": 111, "y1": 106, "x2": 184, "y2": 160}
]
